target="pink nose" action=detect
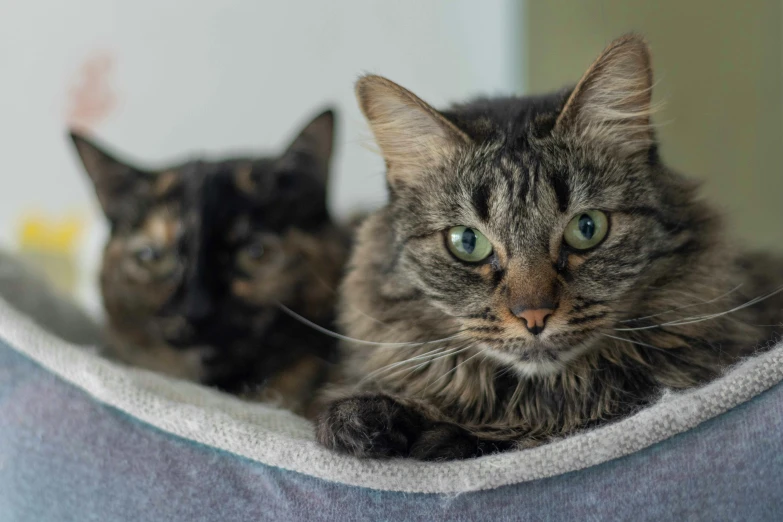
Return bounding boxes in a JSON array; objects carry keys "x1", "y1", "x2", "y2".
[{"x1": 515, "y1": 308, "x2": 554, "y2": 336}]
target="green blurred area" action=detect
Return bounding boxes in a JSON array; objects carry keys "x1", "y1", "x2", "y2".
[{"x1": 526, "y1": 0, "x2": 783, "y2": 252}]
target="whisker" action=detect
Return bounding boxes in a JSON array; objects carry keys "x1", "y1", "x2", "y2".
[
  {"x1": 277, "y1": 247, "x2": 396, "y2": 331},
  {"x1": 359, "y1": 344, "x2": 468, "y2": 384},
  {"x1": 425, "y1": 346, "x2": 485, "y2": 392},
  {"x1": 620, "y1": 283, "x2": 743, "y2": 323},
  {"x1": 348, "y1": 304, "x2": 398, "y2": 328},
  {"x1": 614, "y1": 285, "x2": 783, "y2": 332},
  {"x1": 381, "y1": 345, "x2": 474, "y2": 384},
  {"x1": 602, "y1": 332, "x2": 663, "y2": 351},
  {"x1": 659, "y1": 285, "x2": 783, "y2": 327},
  {"x1": 601, "y1": 333, "x2": 692, "y2": 362},
  {"x1": 296, "y1": 253, "x2": 400, "y2": 329},
  {"x1": 354, "y1": 344, "x2": 472, "y2": 390},
  {"x1": 276, "y1": 303, "x2": 463, "y2": 347}
]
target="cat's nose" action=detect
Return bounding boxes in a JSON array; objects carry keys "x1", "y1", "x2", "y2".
[
  {"x1": 505, "y1": 260, "x2": 559, "y2": 335},
  {"x1": 509, "y1": 303, "x2": 556, "y2": 335}
]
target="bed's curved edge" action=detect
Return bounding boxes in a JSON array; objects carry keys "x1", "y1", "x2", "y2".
[{"x1": 1, "y1": 296, "x2": 781, "y2": 495}]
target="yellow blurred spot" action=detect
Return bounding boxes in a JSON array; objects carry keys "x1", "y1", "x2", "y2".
[
  {"x1": 16, "y1": 212, "x2": 86, "y2": 295},
  {"x1": 18, "y1": 213, "x2": 83, "y2": 254}
]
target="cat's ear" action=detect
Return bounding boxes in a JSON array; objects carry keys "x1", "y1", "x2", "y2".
[
  {"x1": 282, "y1": 109, "x2": 335, "y2": 184},
  {"x1": 355, "y1": 75, "x2": 471, "y2": 187},
  {"x1": 554, "y1": 34, "x2": 655, "y2": 159},
  {"x1": 69, "y1": 131, "x2": 148, "y2": 221}
]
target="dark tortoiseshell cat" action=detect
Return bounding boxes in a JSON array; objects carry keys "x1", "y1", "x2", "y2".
[
  {"x1": 72, "y1": 110, "x2": 349, "y2": 414},
  {"x1": 316, "y1": 35, "x2": 783, "y2": 459}
]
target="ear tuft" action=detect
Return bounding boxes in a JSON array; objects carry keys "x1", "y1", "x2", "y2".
[
  {"x1": 355, "y1": 75, "x2": 470, "y2": 187},
  {"x1": 554, "y1": 34, "x2": 656, "y2": 158}
]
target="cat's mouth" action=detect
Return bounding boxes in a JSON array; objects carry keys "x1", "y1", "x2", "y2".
[
  {"x1": 458, "y1": 300, "x2": 613, "y2": 374},
  {"x1": 155, "y1": 315, "x2": 221, "y2": 349},
  {"x1": 158, "y1": 318, "x2": 199, "y2": 348},
  {"x1": 470, "y1": 326, "x2": 601, "y2": 376}
]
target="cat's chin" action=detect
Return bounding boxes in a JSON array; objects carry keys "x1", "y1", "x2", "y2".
[{"x1": 481, "y1": 340, "x2": 595, "y2": 378}]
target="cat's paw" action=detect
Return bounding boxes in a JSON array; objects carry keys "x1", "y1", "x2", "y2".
[
  {"x1": 315, "y1": 395, "x2": 424, "y2": 458},
  {"x1": 411, "y1": 424, "x2": 515, "y2": 461}
]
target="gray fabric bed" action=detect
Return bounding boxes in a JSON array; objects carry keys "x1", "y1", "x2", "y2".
[{"x1": 1, "y1": 295, "x2": 782, "y2": 521}]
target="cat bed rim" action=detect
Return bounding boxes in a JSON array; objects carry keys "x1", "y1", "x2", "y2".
[{"x1": 1, "y1": 296, "x2": 780, "y2": 495}]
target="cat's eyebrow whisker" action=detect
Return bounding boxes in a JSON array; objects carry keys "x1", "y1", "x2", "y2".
[
  {"x1": 276, "y1": 303, "x2": 464, "y2": 348},
  {"x1": 614, "y1": 285, "x2": 783, "y2": 332},
  {"x1": 620, "y1": 283, "x2": 743, "y2": 324}
]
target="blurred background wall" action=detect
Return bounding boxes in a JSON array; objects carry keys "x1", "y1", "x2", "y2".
[
  {"x1": 527, "y1": 0, "x2": 783, "y2": 254},
  {"x1": 0, "y1": 0, "x2": 780, "y2": 317},
  {"x1": 0, "y1": 0, "x2": 522, "y2": 316}
]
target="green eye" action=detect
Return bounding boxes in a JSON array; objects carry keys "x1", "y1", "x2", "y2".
[
  {"x1": 563, "y1": 210, "x2": 609, "y2": 250},
  {"x1": 447, "y1": 226, "x2": 493, "y2": 262}
]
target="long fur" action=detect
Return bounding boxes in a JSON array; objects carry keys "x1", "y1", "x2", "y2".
[{"x1": 315, "y1": 35, "x2": 783, "y2": 460}]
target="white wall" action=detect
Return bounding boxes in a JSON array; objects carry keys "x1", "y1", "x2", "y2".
[{"x1": 0, "y1": 0, "x2": 523, "y2": 314}]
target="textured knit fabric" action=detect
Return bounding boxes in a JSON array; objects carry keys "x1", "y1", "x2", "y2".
[{"x1": 1, "y1": 296, "x2": 782, "y2": 520}]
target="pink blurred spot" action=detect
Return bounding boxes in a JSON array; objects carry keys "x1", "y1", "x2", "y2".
[{"x1": 66, "y1": 51, "x2": 118, "y2": 133}]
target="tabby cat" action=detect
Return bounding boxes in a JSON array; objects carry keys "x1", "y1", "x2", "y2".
[
  {"x1": 71, "y1": 109, "x2": 349, "y2": 414},
  {"x1": 315, "y1": 35, "x2": 783, "y2": 459}
]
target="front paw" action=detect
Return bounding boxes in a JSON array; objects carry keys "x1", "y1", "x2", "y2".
[
  {"x1": 410, "y1": 424, "x2": 514, "y2": 461},
  {"x1": 315, "y1": 395, "x2": 425, "y2": 458}
]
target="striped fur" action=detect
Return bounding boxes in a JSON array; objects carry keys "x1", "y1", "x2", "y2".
[{"x1": 316, "y1": 35, "x2": 783, "y2": 459}]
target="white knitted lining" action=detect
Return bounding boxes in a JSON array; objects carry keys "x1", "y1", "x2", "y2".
[{"x1": 1, "y1": 296, "x2": 781, "y2": 494}]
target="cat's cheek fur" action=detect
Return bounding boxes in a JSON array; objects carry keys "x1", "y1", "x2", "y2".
[
  {"x1": 100, "y1": 239, "x2": 177, "y2": 321},
  {"x1": 401, "y1": 238, "x2": 500, "y2": 316}
]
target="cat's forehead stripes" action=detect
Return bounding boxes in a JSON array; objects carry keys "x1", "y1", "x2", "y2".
[
  {"x1": 141, "y1": 209, "x2": 180, "y2": 246},
  {"x1": 551, "y1": 170, "x2": 571, "y2": 213},
  {"x1": 453, "y1": 150, "x2": 564, "y2": 255},
  {"x1": 471, "y1": 178, "x2": 492, "y2": 222}
]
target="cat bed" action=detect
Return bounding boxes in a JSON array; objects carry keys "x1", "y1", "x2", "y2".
[{"x1": 1, "y1": 296, "x2": 782, "y2": 521}]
